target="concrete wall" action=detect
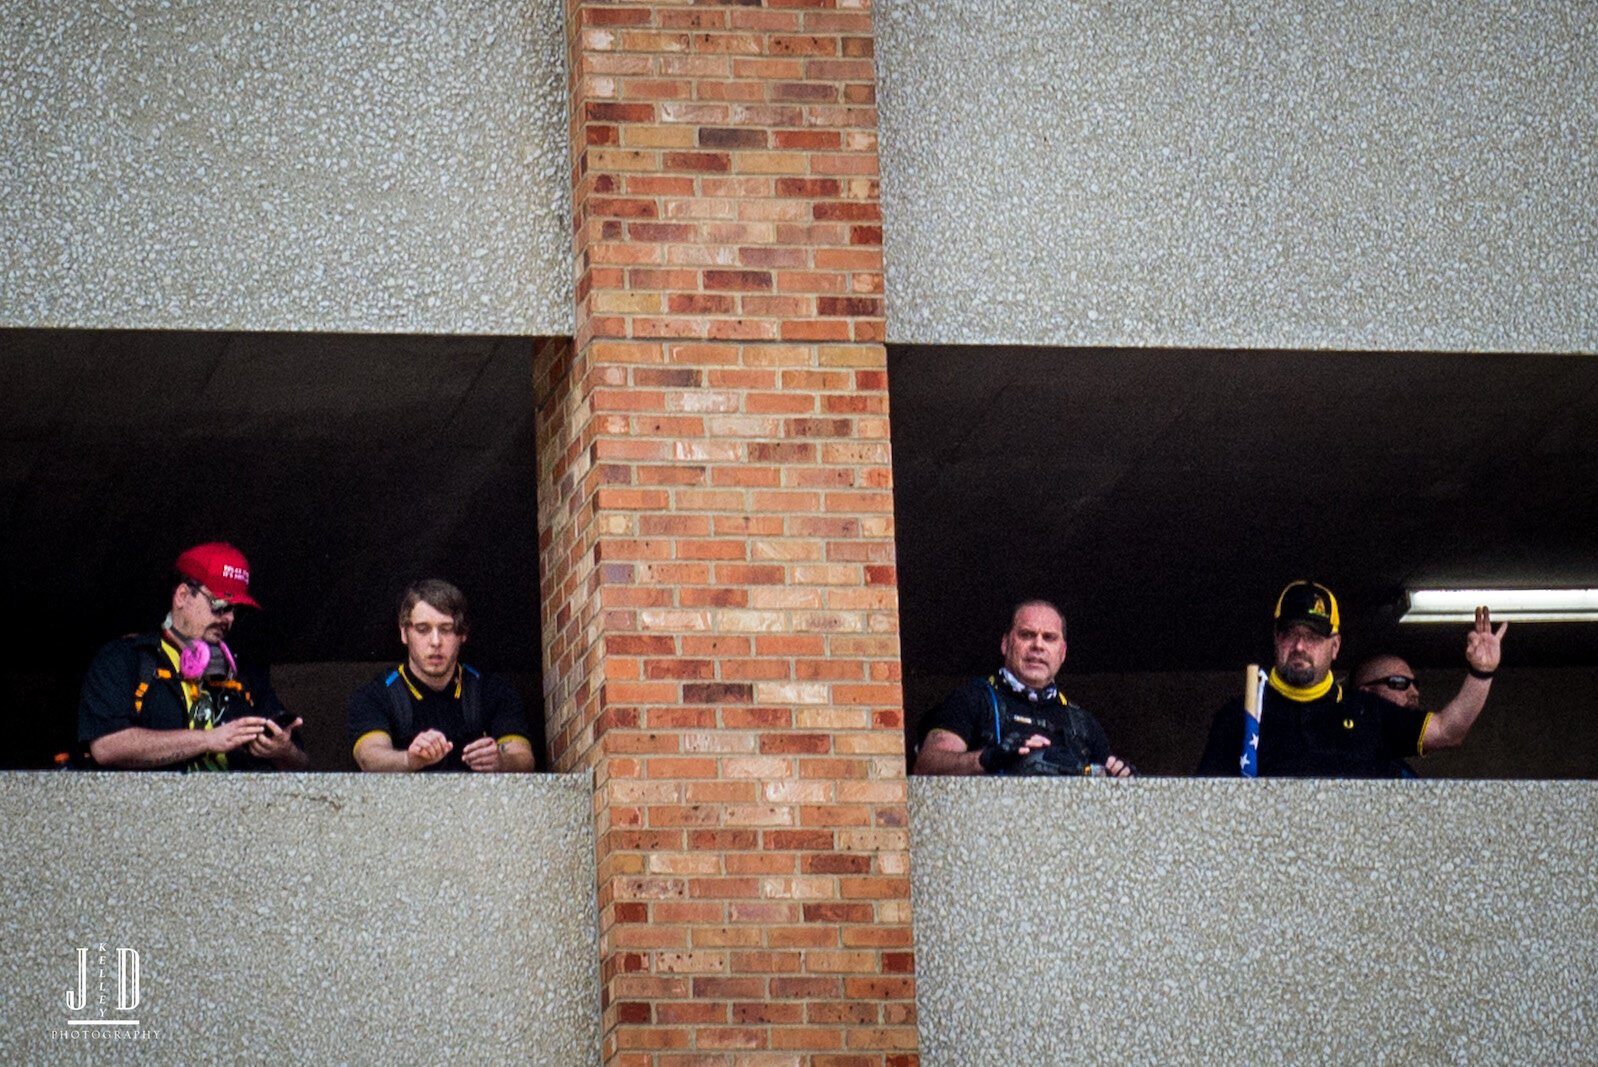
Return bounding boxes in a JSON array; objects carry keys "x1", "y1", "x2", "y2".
[
  {"x1": 876, "y1": 0, "x2": 1598, "y2": 352},
  {"x1": 1, "y1": 0, "x2": 571, "y2": 334},
  {"x1": 0, "y1": 773, "x2": 599, "y2": 1064},
  {"x1": 18, "y1": 0, "x2": 1589, "y2": 349},
  {"x1": 909, "y1": 777, "x2": 1597, "y2": 1065}
]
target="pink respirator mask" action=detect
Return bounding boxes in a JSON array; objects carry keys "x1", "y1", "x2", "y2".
[{"x1": 175, "y1": 635, "x2": 237, "y2": 680}]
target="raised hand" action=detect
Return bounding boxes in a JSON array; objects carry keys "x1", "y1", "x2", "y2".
[{"x1": 1465, "y1": 606, "x2": 1507, "y2": 675}]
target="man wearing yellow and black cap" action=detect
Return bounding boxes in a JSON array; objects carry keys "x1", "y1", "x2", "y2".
[
  {"x1": 77, "y1": 542, "x2": 308, "y2": 771},
  {"x1": 1196, "y1": 580, "x2": 1505, "y2": 777}
]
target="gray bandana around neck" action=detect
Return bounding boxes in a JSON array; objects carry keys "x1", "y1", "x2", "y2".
[{"x1": 997, "y1": 666, "x2": 1058, "y2": 704}]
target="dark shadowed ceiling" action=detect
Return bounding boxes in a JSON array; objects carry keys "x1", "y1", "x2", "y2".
[
  {"x1": 5, "y1": 330, "x2": 1597, "y2": 767},
  {"x1": 889, "y1": 345, "x2": 1598, "y2": 681},
  {"x1": 1, "y1": 329, "x2": 541, "y2": 756}
]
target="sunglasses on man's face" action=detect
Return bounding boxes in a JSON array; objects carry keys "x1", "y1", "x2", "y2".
[
  {"x1": 187, "y1": 583, "x2": 236, "y2": 615},
  {"x1": 1365, "y1": 675, "x2": 1415, "y2": 692}
]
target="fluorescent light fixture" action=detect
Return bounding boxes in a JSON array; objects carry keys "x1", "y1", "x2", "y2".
[{"x1": 1400, "y1": 588, "x2": 1598, "y2": 623}]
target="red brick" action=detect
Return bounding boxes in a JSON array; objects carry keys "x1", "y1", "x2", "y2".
[
  {"x1": 557, "y1": 4, "x2": 914, "y2": 1057},
  {"x1": 592, "y1": 196, "x2": 659, "y2": 219},
  {"x1": 667, "y1": 293, "x2": 737, "y2": 315},
  {"x1": 770, "y1": 977, "x2": 841, "y2": 999},
  {"x1": 722, "y1": 708, "x2": 795, "y2": 730},
  {"x1": 657, "y1": 10, "x2": 727, "y2": 31},
  {"x1": 774, "y1": 129, "x2": 841, "y2": 149},
  {"x1": 817, "y1": 296, "x2": 884, "y2": 317},
  {"x1": 682, "y1": 682, "x2": 754, "y2": 704},
  {"x1": 700, "y1": 127, "x2": 770, "y2": 149},
  {"x1": 625, "y1": 176, "x2": 697, "y2": 196},
  {"x1": 808, "y1": 1001, "x2": 878, "y2": 1026},
  {"x1": 733, "y1": 1001, "x2": 806, "y2": 1025},
  {"x1": 689, "y1": 829, "x2": 759, "y2": 850},
  {"x1": 582, "y1": 8, "x2": 653, "y2": 27},
  {"x1": 760, "y1": 733, "x2": 832, "y2": 754},
  {"x1": 812, "y1": 202, "x2": 881, "y2": 222},
  {"x1": 630, "y1": 221, "x2": 698, "y2": 242},
  {"x1": 801, "y1": 853, "x2": 872, "y2": 875},
  {"x1": 588, "y1": 102, "x2": 658, "y2": 123},
  {"x1": 692, "y1": 977, "x2": 766, "y2": 1000},
  {"x1": 662, "y1": 151, "x2": 732, "y2": 173},
  {"x1": 772, "y1": 81, "x2": 839, "y2": 102},
  {"x1": 703, "y1": 269, "x2": 774, "y2": 291}
]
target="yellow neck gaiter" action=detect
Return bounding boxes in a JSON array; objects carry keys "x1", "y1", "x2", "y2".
[{"x1": 1268, "y1": 667, "x2": 1335, "y2": 703}]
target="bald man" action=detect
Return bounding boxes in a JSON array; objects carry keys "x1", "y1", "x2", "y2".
[
  {"x1": 915, "y1": 599, "x2": 1132, "y2": 777},
  {"x1": 1351, "y1": 617, "x2": 1505, "y2": 754},
  {"x1": 1351, "y1": 654, "x2": 1424, "y2": 776},
  {"x1": 1352, "y1": 654, "x2": 1423, "y2": 712}
]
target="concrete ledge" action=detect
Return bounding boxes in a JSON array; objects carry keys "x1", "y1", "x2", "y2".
[
  {"x1": 909, "y1": 777, "x2": 1597, "y2": 1064},
  {"x1": 0, "y1": 772, "x2": 599, "y2": 1064}
]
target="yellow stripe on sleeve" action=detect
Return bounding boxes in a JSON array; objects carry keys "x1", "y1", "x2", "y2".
[
  {"x1": 352, "y1": 730, "x2": 392, "y2": 759},
  {"x1": 1416, "y1": 712, "x2": 1435, "y2": 757}
]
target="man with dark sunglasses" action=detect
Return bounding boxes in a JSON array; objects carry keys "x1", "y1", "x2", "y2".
[
  {"x1": 1352, "y1": 656, "x2": 1424, "y2": 711},
  {"x1": 77, "y1": 542, "x2": 308, "y2": 771},
  {"x1": 1351, "y1": 656, "x2": 1425, "y2": 776},
  {"x1": 1352, "y1": 635, "x2": 1508, "y2": 740}
]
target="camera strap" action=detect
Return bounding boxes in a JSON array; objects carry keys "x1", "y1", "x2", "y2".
[
  {"x1": 986, "y1": 677, "x2": 1093, "y2": 771},
  {"x1": 984, "y1": 682, "x2": 1009, "y2": 777}
]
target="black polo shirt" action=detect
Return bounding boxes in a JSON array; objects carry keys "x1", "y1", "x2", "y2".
[
  {"x1": 77, "y1": 631, "x2": 294, "y2": 772},
  {"x1": 1197, "y1": 679, "x2": 1430, "y2": 778},
  {"x1": 347, "y1": 663, "x2": 530, "y2": 772}
]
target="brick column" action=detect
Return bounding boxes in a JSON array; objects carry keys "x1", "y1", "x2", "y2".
[{"x1": 539, "y1": 1, "x2": 917, "y2": 1063}]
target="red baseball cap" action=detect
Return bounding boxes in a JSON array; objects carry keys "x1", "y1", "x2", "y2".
[{"x1": 174, "y1": 542, "x2": 261, "y2": 609}]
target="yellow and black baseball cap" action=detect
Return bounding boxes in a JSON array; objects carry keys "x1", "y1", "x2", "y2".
[{"x1": 1274, "y1": 580, "x2": 1339, "y2": 636}]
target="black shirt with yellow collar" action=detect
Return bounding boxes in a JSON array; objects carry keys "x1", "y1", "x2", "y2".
[
  {"x1": 347, "y1": 662, "x2": 531, "y2": 772},
  {"x1": 77, "y1": 631, "x2": 295, "y2": 772},
  {"x1": 1196, "y1": 669, "x2": 1432, "y2": 778}
]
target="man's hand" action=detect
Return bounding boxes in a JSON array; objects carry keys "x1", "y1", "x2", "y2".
[
  {"x1": 460, "y1": 736, "x2": 502, "y2": 773},
  {"x1": 1424, "y1": 606, "x2": 1508, "y2": 752},
  {"x1": 209, "y1": 716, "x2": 268, "y2": 754},
  {"x1": 406, "y1": 729, "x2": 453, "y2": 771},
  {"x1": 1465, "y1": 606, "x2": 1507, "y2": 674},
  {"x1": 1104, "y1": 755, "x2": 1133, "y2": 778},
  {"x1": 247, "y1": 718, "x2": 304, "y2": 761},
  {"x1": 978, "y1": 731, "x2": 1050, "y2": 773}
]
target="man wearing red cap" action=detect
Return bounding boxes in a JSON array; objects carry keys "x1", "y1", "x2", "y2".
[
  {"x1": 1196, "y1": 580, "x2": 1505, "y2": 777},
  {"x1": 77, "y1": 542, "x2": 308, "y2": 771}
]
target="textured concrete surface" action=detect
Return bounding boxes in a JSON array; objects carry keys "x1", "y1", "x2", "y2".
[
  {"x1": 909, "y1": 777, "x2": 1597, "y2": 1065},
  {"x1": 1, "y1": 0, "x2": 571, "y2": 334},
  {"x1": 877, "y1": 1, "x2": 1598, "y2": 352},
  {"x1": 0, "y1": 773, "x2": 599, "y2": 1064}
]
